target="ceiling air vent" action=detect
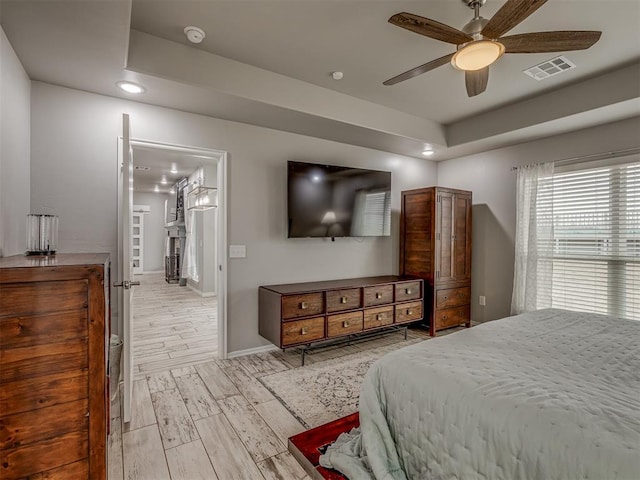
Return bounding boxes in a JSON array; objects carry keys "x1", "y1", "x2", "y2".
[
  {"x1": 523, "y1": 56, "x2": 576, "y2": 81},
  {"x1": 134, "y1": 166, "x2": 151, "y2": 171}
]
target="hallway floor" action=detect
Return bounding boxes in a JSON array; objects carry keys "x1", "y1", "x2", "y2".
[{"x1": 132, "y1": 273, "x2": 218, "y2": 379}]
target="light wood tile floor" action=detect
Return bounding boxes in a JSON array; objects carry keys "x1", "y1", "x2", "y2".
[
  {"x1": 132, "y1": 273, "x2": 218, "y2": 379},
  {"x1": 111, "y1": 274, "x2": 435, "y2": 479}
]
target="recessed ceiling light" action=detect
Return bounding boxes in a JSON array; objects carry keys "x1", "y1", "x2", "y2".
[
  {"x1": 154, "y1": 185, "x2": 160, "y2": 192},
  {"x1": 161, "y1": 176, "x2": 168, "y2": 185},
  {"x1": 331, "y1": 71, "x2": 344, "y2": 80},
  {"x1": 117, "y1": 81, "x2": 145, "y2": 94},
  {"x1": 170, "y1": 168, "x2": 178, "y2": 174},
  {"x1": 422, "y1": 149, "x2": 435, "y2": 157}
]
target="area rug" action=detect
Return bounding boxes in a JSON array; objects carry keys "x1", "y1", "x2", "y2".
[{"x1": 259, "y1": 337, "x2": 424, "y2": 428}]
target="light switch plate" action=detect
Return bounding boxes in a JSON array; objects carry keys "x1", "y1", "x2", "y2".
[{"x1": 229, "y1": 245, "x2": 246, "y2": 258}]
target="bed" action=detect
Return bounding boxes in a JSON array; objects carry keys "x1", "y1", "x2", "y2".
[{"x1": 319, "y1": 309, "x2": 640, "y2": 479}]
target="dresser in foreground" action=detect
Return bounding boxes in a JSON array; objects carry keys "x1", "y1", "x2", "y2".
[{"x1": 0, "y1": 253, "x2": 110, "y2": 480}]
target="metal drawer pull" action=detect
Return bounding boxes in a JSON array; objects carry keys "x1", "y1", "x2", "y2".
[
  {"x1": 406, "y1": 309, "x2": 413, "y2": 315},
  {"x1": 301, "y1": 327, "x2": 308, "y2": 335},
  {"x1": 343, "y1": 320, "x2": 350, "y2": 328},
  {"x1": 340, "y1": 296, "x2": 348, "y2": 304},
  {"x1": 300, "y1": 302, "x2": 308, "y2": 309},
  {"x1": 457, "y1": 292, "x2": 465, "y2": 297},
  {"x1": 442, "y1": 315, "x2": 448, "y2": 320},
  {"x1": 405, "y1": 288, "x2": 412, "y2": 294},
  {"x1": 443, "y1": 295, "x2": 448, "y2": 300},
  {"x1": 376, "y1": 292, "x2": 382, "y2": 299},
  {"x1": 376, "y1": 314, "x2": 384, "y2": 321}
]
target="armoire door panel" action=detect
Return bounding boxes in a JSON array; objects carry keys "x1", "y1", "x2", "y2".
[
  {"x1": 436, "y1": 192, "x2": 454, "y2": 283},
  {"x1": 453, "y1": 195, "x2": 472, "y2": 281}
]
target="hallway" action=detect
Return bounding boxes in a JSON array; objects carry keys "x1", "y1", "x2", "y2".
[{"x1": 132, "y1": 273, "x2": 218, "y2": 379}]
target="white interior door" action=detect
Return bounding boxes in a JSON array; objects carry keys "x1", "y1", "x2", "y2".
[{"x1": 118, "y1": 113, "x2": 136, "y2": 423}]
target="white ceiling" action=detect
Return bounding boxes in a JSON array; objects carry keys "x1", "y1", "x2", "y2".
[
  {"x1": 132, "y1": 146, "x2": 210, "y2": 194},
  {"x1": 2, "y1": 0, "x2": 639, "y2": 160}
]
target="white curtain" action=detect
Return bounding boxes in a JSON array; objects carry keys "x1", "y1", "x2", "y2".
[
  {"x1": 511, "y1": 162, "x2": 554, "y2": 314},
  {"x1": 182, "y1": 192, "x2": 199, "y2": 282}
]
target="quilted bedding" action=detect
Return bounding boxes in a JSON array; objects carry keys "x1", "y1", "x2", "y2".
[{"x1": 319, "y1": 309, "x2": 640, "y2": 479}]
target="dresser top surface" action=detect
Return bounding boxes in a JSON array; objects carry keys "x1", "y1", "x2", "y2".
[
  {"x1": 0, "y1": 253, "x2": 110, "y2": 270},
  {"x1": 260, "y1": 275, "x2": 420, "y2": 294}
]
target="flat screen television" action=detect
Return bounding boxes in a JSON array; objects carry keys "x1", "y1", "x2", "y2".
[{"x1": 287, "y1": 161, "x2": 391, "y2": 238}]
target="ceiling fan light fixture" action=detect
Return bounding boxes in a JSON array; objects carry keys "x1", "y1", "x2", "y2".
[{"x1": 451, "y1": 40, "x2": 505, "y2": 71}]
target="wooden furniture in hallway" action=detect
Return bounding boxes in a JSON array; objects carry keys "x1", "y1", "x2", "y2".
[
  {"x1": 0, "y1": 253, "x2": 109, "y2": 480},
  {"x1": 259, "y1": 276, "x2": 424, "y2": 363},
  {"x1": 400, "y1": 187, "x2": 472, "y2": 336}
]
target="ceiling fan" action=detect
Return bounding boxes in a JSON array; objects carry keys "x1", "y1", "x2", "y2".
[{"x1": 384, "y1": 0, "x2": 602, "y2": 97}]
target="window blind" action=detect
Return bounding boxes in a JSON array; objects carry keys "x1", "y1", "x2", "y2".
[
  {"x1": 354, "y1": 191, "x2": 391, "y2": 236},
  {"x1": 536, "y1": 161, "x2": 640, "y2": 320}
]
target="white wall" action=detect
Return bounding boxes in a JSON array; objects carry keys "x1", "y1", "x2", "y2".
[
  {"x1": 30, "y1": 82, "x2": 437, "y2": 353},
  {"x1": 133, "y1": 191, "x2": 168, "y2": 272},
  {"x1": 0, "y1": 27, "x2": 30, "y2": 256},
  {"x1": 438, "y1": 116, "x2": 640, "y2": 323}
]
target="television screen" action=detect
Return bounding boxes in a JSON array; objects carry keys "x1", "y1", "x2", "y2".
[{"x1": 287, "y1": 161, "x2": 391, "y2": 238}]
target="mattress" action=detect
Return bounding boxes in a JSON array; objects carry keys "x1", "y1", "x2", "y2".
[{"x1": 319, "y1": 309, "x2": 640, "y2": 479}]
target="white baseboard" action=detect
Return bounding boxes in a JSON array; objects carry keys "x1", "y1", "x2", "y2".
[
  {"x1": 142, "y1": 270, "x2": 164, "y2": 274},
  {"x1": 186, "y1": 282, "x2": 217, "y2": 298},
  {"x1": 227, "y1": 344, "x2": 279, "y2": 358}
]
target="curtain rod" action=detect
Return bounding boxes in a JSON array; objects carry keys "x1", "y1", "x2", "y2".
[{"x1": 510, "y1": 147, "x2": 640, "y2": 171}]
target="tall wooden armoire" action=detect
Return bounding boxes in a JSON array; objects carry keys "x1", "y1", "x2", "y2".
[{"x1": 400, "y1": 187, "x2": 472, "y2": 336}]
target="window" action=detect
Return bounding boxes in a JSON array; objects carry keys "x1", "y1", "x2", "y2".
[
  {"x1": 536, "y1": 162, "x2": 640, "y2": 320},
  {"x1": 351, "y1": 190, "x2": 391, "y2": 236}
]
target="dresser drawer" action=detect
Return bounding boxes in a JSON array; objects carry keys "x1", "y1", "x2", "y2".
[
  {"x1": 327, "y1": 311, "x2": 363, "y2": 337},
  {"x1": 436, "y1": 286, "x2": 471, "y2": 309},
  {"x1": 363, "y1": 285, "x2": 394, "y2": 307},
  {"x1": 0, "y1": 310, "x2": 88, "y2": 350},
  {"x1": 282, "y1": 293, "x2": 324, "y2": 319},
  {"x1": 363, "y1": 306, "x2": 394, "y2": 330},
  {"x1": 282, "y1": 317, "x2": 325, "y2": 346},
  {"x1": 326, "y1": 288, "x2": 361, "y2": 313},
  {"x1": 435, "y1": 305, "x2": 470, "y2": 330},
  {"x1": 395, "y1": 281, "x2": 421, "y2": 302},
  {"x1": 0, "y1": 398, "x2": 89, "y2": 451},
  {"x1": 395, "y1": 301, "x2": 423, "y2": 324},
  {"x1": 0, "y1": 280, "x2": 88, "y2": 316}
]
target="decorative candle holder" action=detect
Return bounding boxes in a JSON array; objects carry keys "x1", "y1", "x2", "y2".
[{"x1": 26, "y1": 214, "x2": 58, "y2": 255}]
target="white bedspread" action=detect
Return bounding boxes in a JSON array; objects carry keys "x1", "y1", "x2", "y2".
[{"x1": 319, "y1": 309, "x2": 640, "y2": 479}]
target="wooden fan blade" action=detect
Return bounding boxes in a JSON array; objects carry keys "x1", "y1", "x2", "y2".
[
  {"x1": 389, "y1": 12, "x2": 473, "y2": 45},
  {"x1": 465, "y1": 68, "x2": 489, "y2": 97},
  {"x1": 383, "y1": 53, "x2": 454, "y2": 86},
  {"x1": 501, "y1": 31, "x2": 602, "y2": 53},
  {"x1": 482, "y1": 0, "x2": 549, "y2": 39}
]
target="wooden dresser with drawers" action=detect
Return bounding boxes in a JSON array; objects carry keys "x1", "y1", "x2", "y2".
[
  {"x1": 0, "y1": 253, "x2": 109, "y2": 480},
  {"x1": 259, "y1": 276, "x2": 424, "y2": 360}
]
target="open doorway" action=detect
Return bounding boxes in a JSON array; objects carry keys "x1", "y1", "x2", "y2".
[{"x1": 127, "y1": 141, "x2": 227, "y2": 379}]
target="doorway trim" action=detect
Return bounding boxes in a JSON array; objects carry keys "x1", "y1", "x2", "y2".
[{"x1": 119, "y1": 138, "x2": 229, "y2": 359}]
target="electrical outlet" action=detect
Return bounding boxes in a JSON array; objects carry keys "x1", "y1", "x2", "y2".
[{"x1": 479, "y1": 295, "x2": 486, "y2": 306}]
